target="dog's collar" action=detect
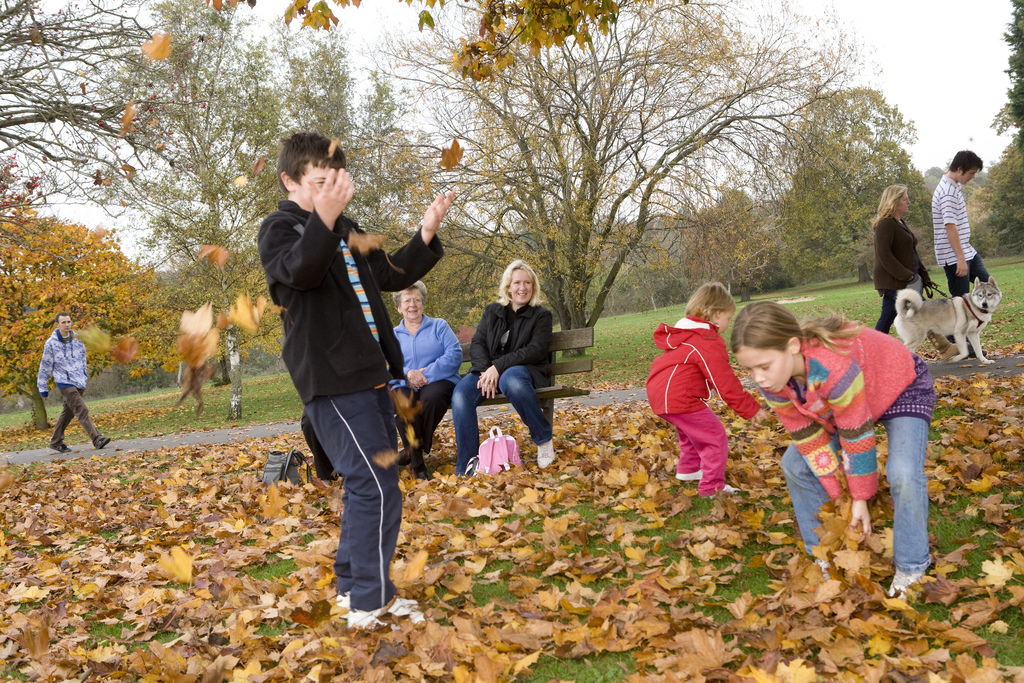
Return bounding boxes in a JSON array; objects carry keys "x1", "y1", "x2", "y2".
[{"x1": 961, "y1": 295, "x2": 985, "y2": 324}]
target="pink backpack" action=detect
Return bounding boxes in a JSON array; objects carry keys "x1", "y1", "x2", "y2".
[{"x1": 476, "y1": 427, "x2": 521, "y2": 474}]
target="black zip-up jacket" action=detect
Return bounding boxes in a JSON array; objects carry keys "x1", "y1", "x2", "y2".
[
  {"x1": 469, "y1": 302, "x2": 552, "y2": 388},
  {"x1": 258, "y1": 200, "x2": 443, "y2": 404}
]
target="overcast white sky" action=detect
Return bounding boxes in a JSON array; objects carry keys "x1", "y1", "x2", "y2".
[
  {"x1": 52, "y1": 0, "x2": 1019, "y2": 231},
  {"x1": 316, "y1": 0, "x2": 1019, "y2": 172},
  {"x1": 817, "y1": 0, "x2": 1015, "y2": 171}
]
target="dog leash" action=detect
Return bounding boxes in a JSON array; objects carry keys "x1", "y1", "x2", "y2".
[{"x1": 924, "y1": 283, "x2": 949, "y2": 299}]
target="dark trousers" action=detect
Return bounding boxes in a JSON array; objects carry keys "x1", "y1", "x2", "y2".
[
  {"x1": 50, "y1": 386, "x2": 99, "y2": 448},
  {"x1": 874, "y1": 290, "x2": 899, "y2": 334},
  {"x1": 300, "y1": 411, "x2": 338, "y2": 480},
  {"x1": 943, "y1": 254, "x2": 989, "y2": 297},
  {"x1": 393, "y1": 379, "x2": 455, "y2": 470},
  {"x1": 304, "y1": 388, "x2": 401, "y2": 612}
]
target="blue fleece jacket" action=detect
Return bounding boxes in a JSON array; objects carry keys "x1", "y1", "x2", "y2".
[{"x1": 393, "y1": 315, "x2": 462, "y2": 385}]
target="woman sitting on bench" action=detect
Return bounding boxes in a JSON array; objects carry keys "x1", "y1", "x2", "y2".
[{"x1": 451, "y1": 260, "x2": 556, "y2": 474}]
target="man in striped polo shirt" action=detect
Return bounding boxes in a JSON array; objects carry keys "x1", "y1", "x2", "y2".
[{"x1": 932, "y1": 150, "x2": 988, "y2": 297}]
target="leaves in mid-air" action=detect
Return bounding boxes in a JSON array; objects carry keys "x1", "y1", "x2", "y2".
[
  {"x1": 110, "y1": 337, "x2": 139, "y2": 364},
  {"x1": 372, "y1": 449, "x2": 400, "y2": 469},
  {"x1": 142, "y1": 32, "x2": 172, "y2": 60},
  {"x1": 157, "y1": 546, "x2": 193, "y2": 583},
  {"x1": 198, "y1": 244, "x2": 230, "y2": 269},
  {"x1": 77, "y1": 327, "x2": 139, "y2": 365},
  {"x1": 346, "y1": 232, "x2": 386, "y2": 256},
  {"x1": 119, "y1": 102, "x2": 137, "y2": 136},
  {"x1": 229, "y1": 294, "x2": 267, "y2": 334},
  {"x1": 176, "y1": 303, "x2": 219, "y2": 414},
  {"x1": 76, "y1": 326, "x2": 111, "y2": 356},
  {"x1": 439, "y1": 138, "x2": 464, "y2": 171}
]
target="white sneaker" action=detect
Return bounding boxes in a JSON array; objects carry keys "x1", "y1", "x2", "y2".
[
  {"x1": 816, "y1": 559, "x2": 831, "y2": 579},
  {"x1": 388, "y1": 598, "x2": 425, "y2": 624},
  {"x1": 675, "y1": 470, "x2": 702, "y2": 481},
  {"x1": 537, "y1": 440, "x2": 555, "y2": 468},
  {"x1": 346, "y1": 606, "x2": 386, "y2": 630},
  {"x1": 340, "y1": 594, "x2": 424, "y2": 628},
  {"x1": 888, "y1": 569, "x2": 925, "y2": 599}
]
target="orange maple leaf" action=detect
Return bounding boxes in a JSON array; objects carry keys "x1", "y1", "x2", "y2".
[
  {"x1": 198, "y1": 244, "x2": 229, "y2": 269},
  {"x1": 141, "y1": 32, "x2": 172, "y2": 60},
  {"x1": 439, "y1": 139, "x2": 464, "y2": 171}
]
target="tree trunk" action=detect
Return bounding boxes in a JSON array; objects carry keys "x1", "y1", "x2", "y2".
[
  {"x1": 218, "y1": 352, "x2": 230, "y2": 385},
  {"x1": 857, "y1": 263, "x2": 870, "y2": 283},
  {"x1": 740, "y1": 285, "x2": 752, "y2": 302},
  {"x1": 227, "y1": 328, "x2": 242, "y2": 419},
  {"x1": 19, "y1": 387, "x2": 49, "y2": 431}
]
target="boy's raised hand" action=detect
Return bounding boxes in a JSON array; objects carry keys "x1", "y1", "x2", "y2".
[
  {"x1": 309, "y1": 168, "x2": 354, "y2": 229},
  {"x1": 750, "y1": 408, "x2": 771, "y2": 424},
  {"x1": 421, "y1": 189, "x2": 456, "y2": 245}
]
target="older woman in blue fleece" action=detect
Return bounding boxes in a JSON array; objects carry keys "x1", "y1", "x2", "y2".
[{"x1": 392, "y1": 281, "x2": 462, "y2": 480}]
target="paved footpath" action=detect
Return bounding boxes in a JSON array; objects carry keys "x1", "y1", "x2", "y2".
[{"x1": 3, "y1": 354, "x2": 1021, "y2": 467}]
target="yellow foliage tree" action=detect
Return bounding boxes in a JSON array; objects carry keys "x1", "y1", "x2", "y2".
[{"x1": 0, "y1": 215, "x2": 164, "y2": 430}]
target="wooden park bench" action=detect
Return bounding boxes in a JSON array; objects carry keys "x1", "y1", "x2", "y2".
[{"x1": 460, "y1": 327, "x2": 595, "y2": 424}]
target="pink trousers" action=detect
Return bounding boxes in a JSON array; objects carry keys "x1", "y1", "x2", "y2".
[{"x1": 659, "y1": 407, "x2": 729, "y2": 496}]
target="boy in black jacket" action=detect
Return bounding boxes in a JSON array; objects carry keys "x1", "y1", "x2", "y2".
[{"x1": 258, "y1": 132, "x2": 454, "y2": 629}]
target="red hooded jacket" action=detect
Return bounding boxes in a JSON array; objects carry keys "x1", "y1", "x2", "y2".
[{"x1": 646, "y1": 316, "x2": 761, "y2": 418}]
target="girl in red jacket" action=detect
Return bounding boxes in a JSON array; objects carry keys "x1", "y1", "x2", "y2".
[{"x1": 646, "y1": 282, "x2": 769, "y2": 496}]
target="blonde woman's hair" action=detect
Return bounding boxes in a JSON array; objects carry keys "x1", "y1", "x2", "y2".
[
  {"x1": 872, "y1": 185, "x2": 908, "y2": 230},
  {"x1": 730, "y1": 301, "x2": 861, "y2": 354},
  {"x1": 392, "y1": 281, "x2": 427, "y2": 307},
  {"x1": 497, "y1": 260, "x2": 543, "y2": 306},
  {"x1": 684, "y1": 282, "x2": 736, "y2": 322}
]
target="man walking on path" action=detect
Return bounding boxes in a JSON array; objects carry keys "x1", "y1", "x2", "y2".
[
  {"x1": 932, "y1": 150, "x2": 988, "y2": 295},
  {"x1": 931, "y1": 150, "x2": 988, "y2": 358},
  {"x1": 36, "y1": 313, "x2": 110, "y2": 453}
]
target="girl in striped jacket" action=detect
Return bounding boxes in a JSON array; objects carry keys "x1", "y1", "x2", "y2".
[
  {"x1": 731, "y1": 301, "x2": 934, "y2": 599},
  {"x1": 646, "y1": 282, "x2": 768, "y2": 496}
]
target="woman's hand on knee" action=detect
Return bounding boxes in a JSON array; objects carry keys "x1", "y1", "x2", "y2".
[{"x1": 477, "y1": 366, "x2": 500, "y2": 398}]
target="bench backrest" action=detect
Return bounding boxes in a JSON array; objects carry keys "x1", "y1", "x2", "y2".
[{"x1": 460, "y1": 327, "x2": 594, "y2": 377}]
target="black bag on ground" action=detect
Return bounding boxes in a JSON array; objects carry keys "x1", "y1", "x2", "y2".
[{"x1": 261, "y1": 450, "x2": 312, "y2": 485}]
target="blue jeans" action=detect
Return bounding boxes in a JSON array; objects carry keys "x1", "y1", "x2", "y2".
[
  {"x1": 874, "y1": 290, "x2": 899, "y2": 334},
  {"x1": 781, "y1": 416, "x2": 931, "y2": 574},
  {"x1": 943, "y1": 254, "x2": 989, "y2": 297},
  {"x1": 451, "y1": 366, "x2": 553, "y2": 475}
]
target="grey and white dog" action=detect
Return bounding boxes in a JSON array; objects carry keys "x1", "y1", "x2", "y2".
[{"x1": 894, "y1": 277, "x2": 1002, "y2": 365}]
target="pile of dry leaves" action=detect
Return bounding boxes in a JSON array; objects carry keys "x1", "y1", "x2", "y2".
[{"x1": 2, "y1": 372, "x2": 1023, "y2": 682}]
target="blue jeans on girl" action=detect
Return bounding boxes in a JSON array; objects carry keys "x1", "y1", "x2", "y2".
[{"x1": 781, "y1": 416, "x2": 931, "y2": 574}]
